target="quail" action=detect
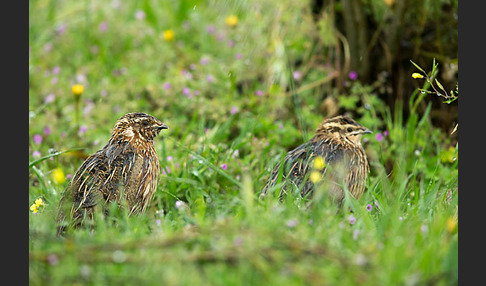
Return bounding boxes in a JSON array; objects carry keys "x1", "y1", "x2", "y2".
[
  {"x1": 260, "y1": 115, "x2": 372, "y2": 204},
  {"x1": 57, "y1": 112, "x2": 168, "y2": 232}
]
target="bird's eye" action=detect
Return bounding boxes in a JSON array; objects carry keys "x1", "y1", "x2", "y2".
[
  {"x1": 142, "y1": 120, "x2": 149, "y2": 126},
  {"x1": 347, "y1": 127, "x2": 353, "y2": 132}
]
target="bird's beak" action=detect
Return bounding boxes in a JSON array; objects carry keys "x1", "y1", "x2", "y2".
[
  {"x1": 157, "y1": 123, "x2": 169, "y2": 130},
  {"x1": 362, "y1": 128, "x2": 372, "y2": 134}
]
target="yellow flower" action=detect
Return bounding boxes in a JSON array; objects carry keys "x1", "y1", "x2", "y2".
[
  {"x1": 446, "y1": 216, "x2": 457, "y2": 234},
  {"x1": 72, "y1": 84, "x2": 84, "y2": 96},
  {"x1": 225, "y1": 15, "x2": 238, "y2": 27},
  {"x1": 313, "y1": 156, "x2": 325, "y2": 170},
  {"x1": 35, "y1": 198, "x2": 44, "y2": 207},
  {"x1": 384, "y1": 0, "x2": 395, "y2": 6},
  {"x1": 310, "y1": 171, "x2": 322, "y2": 183},
  {"x1": 30, "y1": 204, "x2": 39, "y2": 214},
  {"x1": 411, "y1": 73, "x2": 424, "y2": 79},
  {"x1": 163, "y1": 29, "x2": 174, "y2": 41},
  {"x1": 52, "y1": 168, "x2": 66, "y2": 184}
]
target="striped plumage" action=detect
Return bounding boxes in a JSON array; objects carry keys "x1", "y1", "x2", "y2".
[
  {"x1": 57, "y1": 112, "x2": 168, "y2": 232},
  {"x1": 260, "y1": 115, "x2": 371, "y2": 204}
]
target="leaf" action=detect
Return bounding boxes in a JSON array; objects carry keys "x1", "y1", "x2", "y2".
[
  {"x1": 29, "y1": 148, "x2": 84, "y2": 168},
  {"x1": 410, "y1": 60, "x2": 426, "y2": 74},
  {"x1": 435, "y1": 78, "x2": 447, "y2": 94}
]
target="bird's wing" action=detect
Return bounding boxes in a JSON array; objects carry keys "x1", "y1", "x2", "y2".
[
  {"x1": 260, "y1": 141, "x2": 317, "y2": 198},
  {"x1": 260, "y1": 139, "x2": 347, "y2": 199}
]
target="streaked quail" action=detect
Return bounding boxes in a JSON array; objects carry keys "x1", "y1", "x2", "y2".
[
  {"x1": 57, "y1": 112, "x2": 168, "y2": 233},
  {"x1": 260, "y1": 115, "x2": 372, "y2": 204}
]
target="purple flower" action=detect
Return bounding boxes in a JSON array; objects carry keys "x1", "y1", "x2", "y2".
[
  {"x1": 182, "y1": 87, "x2": 191, "y2": 98},
  {"x1": 156, "y1": 219, "x2": 161, "y2": 226},
  {"x1": 384, "y1": 130, "x2": 389, "y2": 136},
  {"x1": 366, "y1": 204, "x2": 372, "y2": 211},
  {"x1": 181, "y1": 70, "x2": 193, "y2": 80},
  {"x1": 286, "y1": 218, "x2": 299, "y2": 228},
  {"x1": 32, "y1": 151, "x2": 41, "y2": 158},
  {"x1": 353, "y1": 229, "x2": 360, "y2": 240},
  {"x1": 228, "y1": 40, "x2": 235, "y2": 47},
  {"x1": 162, "y1": 167, "x2": 171, "y2": 175},
  {"x1": 221, "y1": 163, "x2": 228, "y2": 170},
  {"x1": 255, "y1": 90, "x2": 263, "y2": 96},
  {"x1": 99, "y1": 21, "x2": 108, "y2": 32},
  {"x1": 135, "y1": 10, "x2": 146, "y2": 20},
  {"x1": 399, "y1": 216, "x2": 403, "y2": 221},
  {"x1": 66, "y1": 174, "x2": 72, "y2": 179},
  {"x1": 52, "y1": 66, "x2": 61, "y2": 75},
  {"x1": 33, "y1": 134, "x2": 42, "y2": 145},
  {"x1": 44, "y1": 94, "x2": 55, "y2": 104},
  {"x1": 56, "y1": 24, "x2": 66, "y2": 36},
  {"x1": 375, "y1": 133, "x2": 383, "y2": 142},
  {"x1": 163, "y1": 82, "x2": 171, "y2": 90},
  {"x1": 43, "y1": 126, "x2": 51, "y2": 135},
  {"x1": 348, "y1": 214, "x2": 356, "y2": 225},
  {"x1": 230, "y1": 106, "x2": 238, "y2": 115},
  {"x1": 167, "y1": 156, "x2": 173, "y2": 161},
  {"x1": 51, "y1": 77, "x2": 58, "y2": 85},
  {"x1": 235, "y1": 53, "x2": 242, "y2": 59},
  {"x1": 349, "y1": 71, "x2": 358, "y2": 81},
  {"x1": 206, "y1": 75, "x2": 214, "y2": 83},
  {"x1": 78, "y1": 125, "x2": 88, "y2": 135},
  {"x1": 293, "y1": 71, "x2": 301, "y2": 80},
  {"x1": 207, "y1": 25, "x2": 216, "y2": 34},
  {"x1": 200, "y1": 57, "x2": 210, "y2": 65}
]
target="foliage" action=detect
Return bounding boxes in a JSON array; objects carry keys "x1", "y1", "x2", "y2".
[{"x1": 29, "y1": 0, "x2": 457, "y2": 285}]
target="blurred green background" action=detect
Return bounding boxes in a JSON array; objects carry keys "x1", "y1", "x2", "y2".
[{"x1": 29, "y1": 0, "x2": 458, "y2": 285}]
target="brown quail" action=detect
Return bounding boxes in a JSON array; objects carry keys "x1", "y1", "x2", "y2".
[
  {"x1": 57, "y1": 112, "x2": 168, "y2": 232},
  {"x1": 260, "y1": 115, "x2": 372, "y2": 204}
]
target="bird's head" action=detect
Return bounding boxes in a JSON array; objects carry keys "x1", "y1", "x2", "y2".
[
  {"x1": 112, "y1": 112, "x2": 169, "y2": 142},
  {"x1": 315, "y1": 115, "x2": 372, "y2": 145}
]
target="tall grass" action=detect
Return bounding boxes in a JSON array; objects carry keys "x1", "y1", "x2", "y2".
[{"x1": 29, "y1": 0, "x2": 457, "y2": 285}]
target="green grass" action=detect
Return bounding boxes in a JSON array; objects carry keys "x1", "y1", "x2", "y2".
[{"x1": 29, "y1": 0, "x2": 458, "y2": 285}]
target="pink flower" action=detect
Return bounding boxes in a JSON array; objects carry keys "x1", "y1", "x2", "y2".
[
  {"x1": 349, "y1": 71, "x2": 358, "y2": 81},
  {"x1": 231, "y1": 106, "x2": 238, "y2": 115},
  {"x1": 207, "y1": 25, "x2": 216, "y2": 34},
  {"x1": 33, "y1": 134, "x2": 42, "y2": 145},
  {"x1": 32, "y1": 151, "x2": 41, "y2": 158},
  {"x1": 52, "y1": 66, "x2": 61, "y2": 75},
  {"x1": 293, "y1": 71, "x2": 301, "y2": 80},
  {"x1": 366, "y1": 204, "x2": 372, "y2": 211},
  {"x1": 384, "y1": 130, "x2": 389, "y2": 136},
  {"x1": 286, "y1": 218, "x2": 299, "y2": 228},
  {"x1": 135, "y1": 10, "x2": 146, "y2": 20},
  {"x1": 78, "y1": 125, "x2": 88, "y2": 135},
  {"x1": 221, "y1": 163, "x2": 228, "y2": 170},
  {"x1": 43, "y1": 126, "x2": 51, "y2": 135},
  {"x1": 255, "y1": 90, "x2": 263, "y2": 96},
  {"x1": 163, "y1": 82, "x2": 171, "y2": 90},
  {"x1": 99, "y1": 21, "x2": 108, "y2": 32},
  {"x1": 235, "y1": 53, "x2": 242, "y2": 59},
  {"x1": 44, "y1": 93, "x2": 55, "y2": 104},
  {"x1": 200, "y1": 57, "x2": 210, "y2": 65},
  {"x1": 182, "y1": 87, "x2": 191, "y2": 98},
  {"x1": 348, "y1": 214, "x2": 356, "y2": 225},
  {"x1": 375, "y1": 133, "x2": 383, "y2": 142},
  {"x1": 206, "y1": 75, "x2": 214, "y2": 83}
]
